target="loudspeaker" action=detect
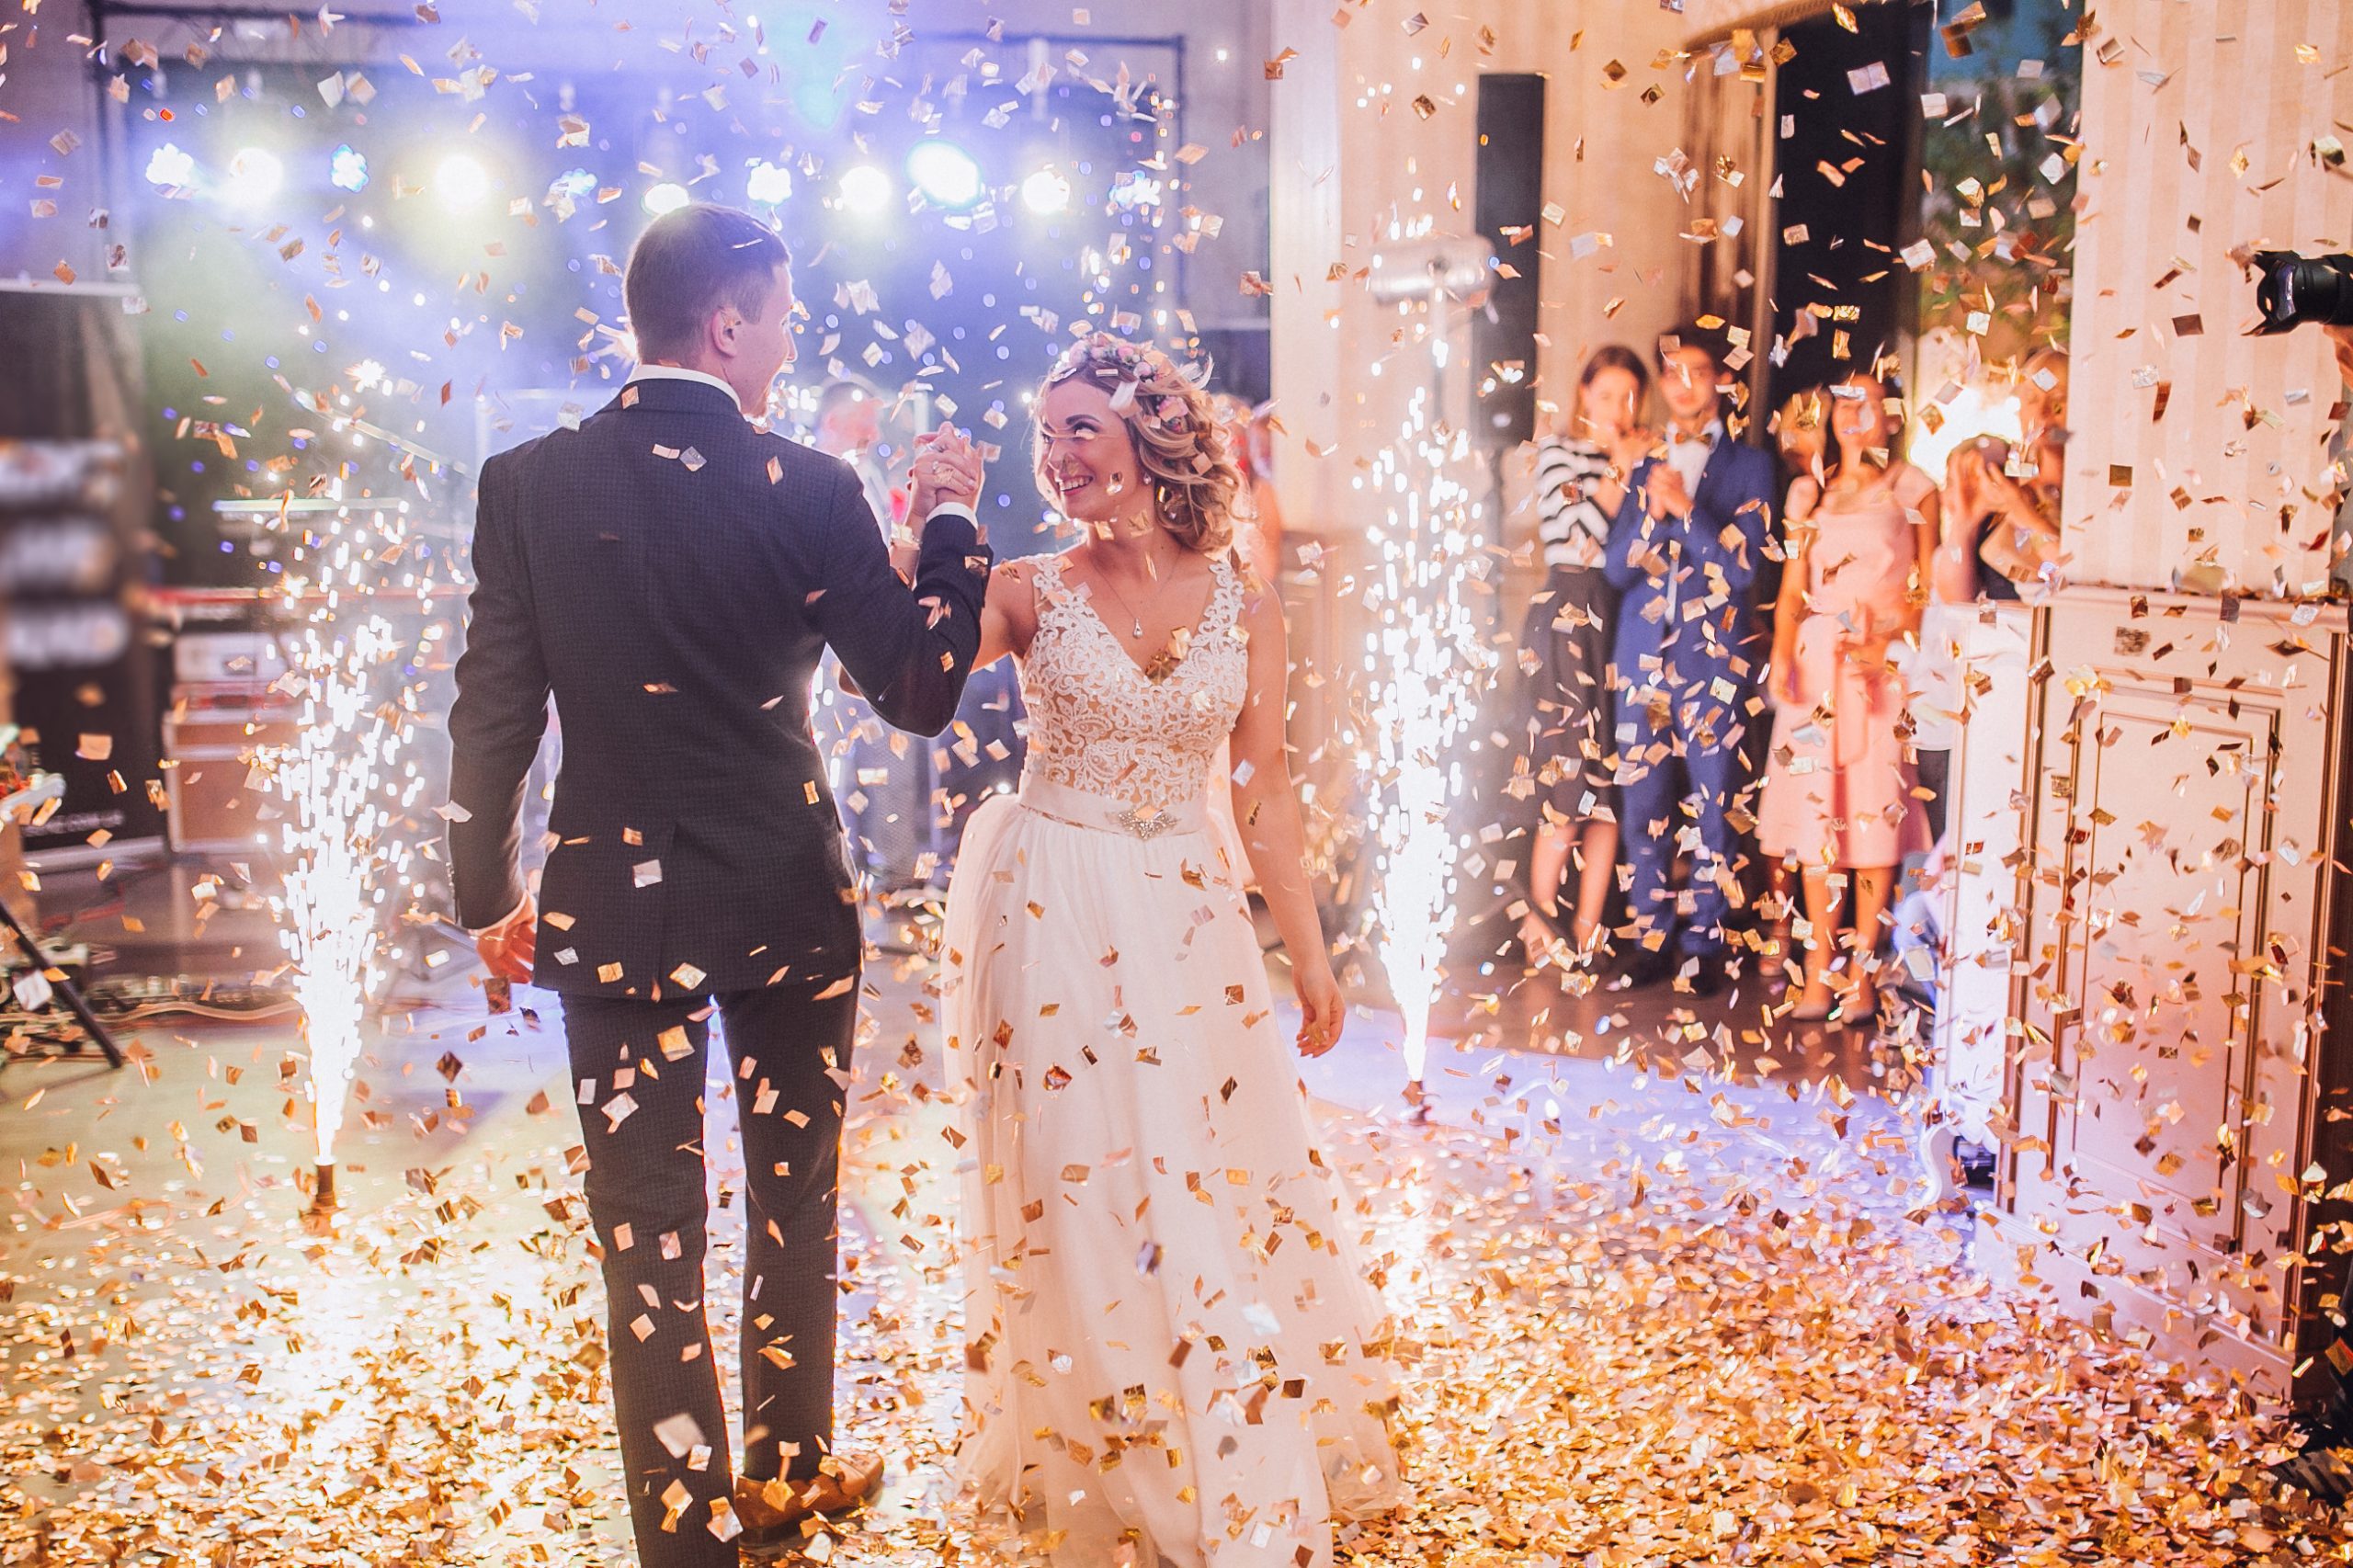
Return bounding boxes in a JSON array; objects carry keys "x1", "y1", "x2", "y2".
[
  {"x1": 1472, "y1": 74, "x2": 1546, "y2": 456},
  {"x1": 1765, "y1": 4, "x2": 1932, "y2": 405}
]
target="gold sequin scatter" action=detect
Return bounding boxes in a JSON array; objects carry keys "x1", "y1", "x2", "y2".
[{"x1": 5, "y1": 1038, "x2": 2345, "y2": 1565}]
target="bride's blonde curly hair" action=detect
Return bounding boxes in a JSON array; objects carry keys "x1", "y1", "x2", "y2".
[{"x1": 1039, "y1": 333, "x2": 1240, "y2": 554}]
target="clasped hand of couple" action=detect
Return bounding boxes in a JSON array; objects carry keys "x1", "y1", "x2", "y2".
[{"x1": 906, "y1": 420, "x2": 983, "y2": 516}]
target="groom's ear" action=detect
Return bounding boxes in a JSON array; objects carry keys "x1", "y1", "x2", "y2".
[{"x1": 709, "y1": 304, "x2": 743, "y2": 357}]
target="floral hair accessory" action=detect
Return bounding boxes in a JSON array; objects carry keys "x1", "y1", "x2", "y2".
[
  {"x1": 1034, "y1": 332, "x2": 1241, "y2": 555},
  {"x1": 1052, "y1": 331, "x2": 1158, "y2": 381}
]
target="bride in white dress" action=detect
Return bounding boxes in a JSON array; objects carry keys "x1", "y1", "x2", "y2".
[{"x1": 941, "y1": 335, "x2": 1406, "y2": 1566}]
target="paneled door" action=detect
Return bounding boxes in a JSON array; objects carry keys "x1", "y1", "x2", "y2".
[{"x1": 1997, "y1": 590, "x2": 2347, "y2": 1395}]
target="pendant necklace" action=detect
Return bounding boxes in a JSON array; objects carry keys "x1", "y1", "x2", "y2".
[{"x1": 1093, "y1": 554, "x2": 1170, "y2": 640}]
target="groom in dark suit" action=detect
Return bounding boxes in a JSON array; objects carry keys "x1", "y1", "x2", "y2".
[{"x1": 445, "y1": 202, "x2": 991, "y2": 1563}]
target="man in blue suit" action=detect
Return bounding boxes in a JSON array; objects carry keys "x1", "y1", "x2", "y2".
[{"x1": 1603, "y1": 324, "x2": 1779, "y2": 994}]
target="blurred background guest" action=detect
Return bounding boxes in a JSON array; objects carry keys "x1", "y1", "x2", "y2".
[
  {"x1": 1914, "y1": 427, "x2": 2024, "y2": 839},
  {"x1": 812, "y1": 376, "x2": 900, "y2": 532},
  {"x1": 1515, "y1": 346, "x2": 1651, "y2": 968},
  {"x1": 1214, "y1": 393, "x2": 1285, "y2": 581},
  {"x1": 1757, "y1": 373, "x2": 1938, "y2": 1024},
  {"x1": 1933, "y1": 433, "x2": 2019, "y2": 604},
  {"x1": 1756, "y1": 386, "x2": 1829, "y2": 981},
  {"x1": 1953, "y1": 347, "x2": 2066, "y2": 593},
  {"x1": 1606, "y1": 324, "x2": 1779, "y2": 995},
  {"x1": 812, "y1": 375, "x2": 935, "y2": 908},
  {"x1": 1773, "y1": 387, "x2": 1828, "y2": 486}
]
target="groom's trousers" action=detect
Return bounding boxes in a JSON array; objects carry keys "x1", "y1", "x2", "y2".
[{"x1": 562, "y1": 974, "x2": 858, "y2": 1567}]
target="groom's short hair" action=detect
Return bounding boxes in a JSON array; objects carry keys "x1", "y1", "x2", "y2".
[{"x1": 624, "y1": 203, "x2": 792, "y2": 359}]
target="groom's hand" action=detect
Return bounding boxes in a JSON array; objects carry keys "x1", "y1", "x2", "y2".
[{"x1": 474, "y1": 896, "x2": 536, "y2": 985}]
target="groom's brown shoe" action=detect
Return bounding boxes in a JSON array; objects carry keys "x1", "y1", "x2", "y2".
[{"x1": 735, "y1": 1454, "x2": 886, "y2": 1559}]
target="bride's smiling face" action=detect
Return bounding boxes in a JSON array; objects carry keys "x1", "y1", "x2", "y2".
[{"x1": 1035, "y1": 379, "x2": 1143, "y2": 526}]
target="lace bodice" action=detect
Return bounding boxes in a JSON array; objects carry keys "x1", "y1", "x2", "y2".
[{"x1": 1017, "y1": 553, "x2": 1248, "y2": 811}]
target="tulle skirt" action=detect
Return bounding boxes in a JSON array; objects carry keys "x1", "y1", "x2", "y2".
[{"x1": 942, "y1": 777, "x2": 1407, "y2": 1566}]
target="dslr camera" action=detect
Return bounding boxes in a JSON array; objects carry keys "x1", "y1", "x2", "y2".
[{"x1": 2252, "y1": 250, "x2": 2353, "y2": 334}]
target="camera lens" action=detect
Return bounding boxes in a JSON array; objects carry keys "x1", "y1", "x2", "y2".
[{"x1": 2254, "y1": 251, "x2": 2353, "y2": 334}]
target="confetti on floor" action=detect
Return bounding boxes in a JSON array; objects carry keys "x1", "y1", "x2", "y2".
[{"x1": 4, "y1": 988, "x2": 2345, "y2": 1566}]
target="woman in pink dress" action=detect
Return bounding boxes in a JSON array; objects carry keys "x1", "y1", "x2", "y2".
[{"x1": 1757, "y1": 373, "x2": 1939, "y2": 1024}]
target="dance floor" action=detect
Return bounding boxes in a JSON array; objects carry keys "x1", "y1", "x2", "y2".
[{"x1": 2, "y1": 901, "x2": 2339, "y2": 1564}]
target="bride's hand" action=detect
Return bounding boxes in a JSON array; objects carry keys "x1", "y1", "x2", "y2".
[{"x1": 1294, "y1": 963, "x2": 1346, "y2": 1059}]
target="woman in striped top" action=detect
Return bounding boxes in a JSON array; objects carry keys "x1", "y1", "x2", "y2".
[{"x1": 1517, "y1": 345, "x2": 1653, "y2": 970}]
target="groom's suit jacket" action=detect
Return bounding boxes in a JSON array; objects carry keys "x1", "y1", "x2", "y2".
[{"x1": 445, "y1": 375, "x2": 993, "y2": 997}]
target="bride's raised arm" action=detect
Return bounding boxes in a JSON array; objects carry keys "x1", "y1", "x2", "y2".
[
  {"x1": 1226, "y1": 568, "x2": 1347, "y2": 1055},
  {"x1": 973, "y1": 557, "x2": 1042, "y2": 667}
]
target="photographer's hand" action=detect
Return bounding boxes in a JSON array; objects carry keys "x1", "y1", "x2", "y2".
[{"x1": 2328, "y1": 325, "x2": 2353, "y2": 391}]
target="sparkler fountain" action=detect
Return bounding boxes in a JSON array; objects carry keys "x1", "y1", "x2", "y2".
[
  {"x1": 257, "y1": 509, "x2": 416, "y2": 1218},
  {"x1": 1359, "y1": 387, "x2": 1487, "y2": 1104},
  {"x1": 1357, "y1": 239, "x2": 1497, "y2": 1108}
]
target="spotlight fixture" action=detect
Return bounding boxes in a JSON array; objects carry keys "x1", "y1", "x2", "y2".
[
  {"x1": 905, "y1": 140, "x2": 983, "y2": 209},
  {"x1": 144, "y1": 142, "x2": 197, "y2": 187},
  {"x1": 329, "y1": 144, "x2": 370, "y2": 193},
  {"x1": 835, "y1": 164, "x2": 893, "y2": 215},
  {"x1": 642, "y1": 182, "x2": 692, "y2": 216},
  {"x1": 434, "y1": 153, "x2": 490, "y2": 211},
  {"x1": 1020, "y1": 166, "x2": 1072, "y2": 216},
  {"x1": 222, "y1": 147, "x2": 284, "y2": 207},
  {"x1": 745, "y1": 159, "x2": 793, "y2": 206}
]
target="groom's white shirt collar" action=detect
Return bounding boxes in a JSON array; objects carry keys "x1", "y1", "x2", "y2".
[{"x1": 627, "y1": 362, "x2": 743, "y2": 410}]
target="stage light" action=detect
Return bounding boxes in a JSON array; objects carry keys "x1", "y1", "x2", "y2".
[
  {"x1": 222, "y1": 147, "x2": 284, "y2": 207},
  {"x1": 1020, "y1": 167, "x2": 1071, "y2": 215},
  {"x1": 642, "y1": 181, "x2": 691, "y2": 215},
  {"x1": 836, "y1": 164, "x2": 893, "y2": 215},
  {"x1": 434, "y1": 153, "x2": 490, "y2": 211},
  {"x1": 144, "y1": 143, "x2": 196, "y2": 187},
  {"x1": 329, "y1": 144, "x2": 369, "y2": 193},
  {"x1": 906, "y1": 140, "x2": 982, "y2": 208},
  {"x1": 746, "y1": 159, "x2": 793, "y2": 206}
]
